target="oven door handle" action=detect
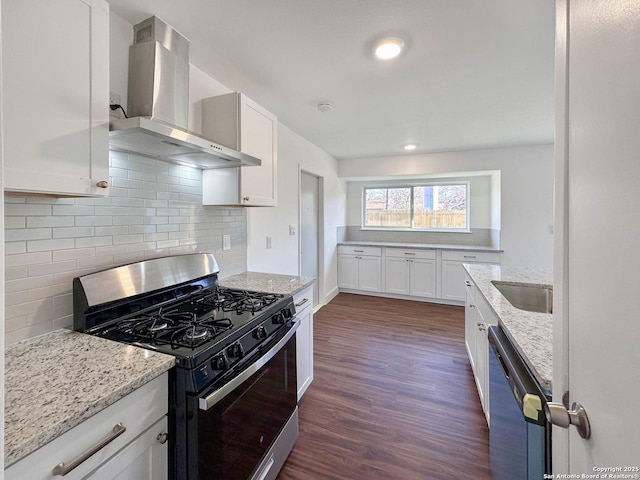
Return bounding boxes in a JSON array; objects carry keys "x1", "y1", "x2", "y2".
[{"x1": 199, "y1": 319, "x2": 300, "y2": 411}]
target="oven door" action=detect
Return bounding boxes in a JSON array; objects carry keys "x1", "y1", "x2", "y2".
[{"x1": 187, "y1": 321, "x2": 299, "y2": 480}]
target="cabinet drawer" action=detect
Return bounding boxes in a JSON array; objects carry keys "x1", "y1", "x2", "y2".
[
  {"x1": 441, "y1": 250, "x2": 500, "y2": 263},
  {"x1": 385, "y1": 247, "x2": 436, "y2": 260},
  {"x1": 338, "y1": 245, "x2": 381, "y2": 256},
  {"x1": 5, "y1": 373, "x2": 168, "y2": 480},
  {"x1": 293, "y1": 285, "x2": 313, "y2": 313}
]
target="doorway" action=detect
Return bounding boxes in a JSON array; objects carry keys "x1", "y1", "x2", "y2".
[{"x1": 300, "y1": 170, "x2": 322, "y2": 306}]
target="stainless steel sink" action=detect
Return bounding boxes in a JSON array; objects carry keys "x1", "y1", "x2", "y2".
[{"x1": 491, "y1": 281, "x2": 553, "y2": 314}]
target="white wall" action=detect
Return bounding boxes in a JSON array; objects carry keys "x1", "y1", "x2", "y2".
[
  {"x1": 339, "y1": 144, "x2": 554, "y2": 269},
  {"x1": 246, "y1": 124, "x2": 346, "y2": 302}
]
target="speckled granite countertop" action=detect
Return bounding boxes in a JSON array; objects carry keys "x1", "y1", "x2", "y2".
[
  {"x1": 220, "y1": 271, "x2": 315, "y2": 296},
  {"x1": 4, "y1": 329, "x2": 175, "y2": 467},
  {"x1": 339, "y1": 241, "x2": 502, "y2": 253},
  {"x1": 463, "y1": 264, "x2": 553, "y2": 392}
]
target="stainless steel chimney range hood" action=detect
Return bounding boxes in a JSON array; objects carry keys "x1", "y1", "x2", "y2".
[
  {"x1": 109, "y1": 117, "x2": 260, "y2": 168},
  {"x1": 109, "y1": 16, "x2": 260, "y2": 169}
]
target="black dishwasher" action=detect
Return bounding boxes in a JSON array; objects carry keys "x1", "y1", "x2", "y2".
[{"x1": 488, "y1": 326, "x2": 551, "y2": 480}]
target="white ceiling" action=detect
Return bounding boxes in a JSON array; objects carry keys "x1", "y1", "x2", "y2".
[{"x1": 106, "y1": 0, "x2": 556, "y2": 160}]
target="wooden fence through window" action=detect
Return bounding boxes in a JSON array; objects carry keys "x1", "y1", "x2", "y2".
[{"x1": 365, "y1": 210, "x2": 466, "y2": 228}]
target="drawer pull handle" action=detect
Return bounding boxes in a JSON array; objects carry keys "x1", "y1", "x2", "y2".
[
  {"x1": 404, "y1": 252, "x2": 416, "y2": 255},
  {"x1": 295, "y1": 298, "x2": 309, "y2": 307},
  {"x1": 354, "y1": 249, "x2": 364, "y2": 253},
  {"x1": 52, "y1": 423, "x2": 126, "y2": 476},
  {"x1": 463, "y1": 255, "x2": 477, "y2": 259}
]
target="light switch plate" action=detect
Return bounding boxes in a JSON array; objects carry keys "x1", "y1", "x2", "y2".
[
  {"x1": 266, "y1": 236, "x2": 272, "y2": 249},
  {"x1": 289, "y1": 224, "x2": 296, "y2": 235},
  {"x1": 223, "y1": 234, "x2": 231, "y2": 250}
]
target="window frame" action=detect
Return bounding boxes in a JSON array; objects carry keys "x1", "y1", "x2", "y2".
[{"x1": 361, "y1": 181, "x2": 471, "y2": 232}]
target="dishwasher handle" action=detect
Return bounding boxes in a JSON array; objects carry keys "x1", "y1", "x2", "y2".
[{"x1": 488, "y1": 326, "x2": 549, "y2": 425}]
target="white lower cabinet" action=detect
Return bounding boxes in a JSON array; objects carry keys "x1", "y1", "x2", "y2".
[
  {"x1": 384, "y1": 248, "x2": 436, "y2": 297},
  {"x1": 87, "y1": 417, "x2": 168, "y2": 480},
  {"x1": 464, "y1": 273, "x2": 498, "y2": 424},
  {"x1": 337, "y1": 246, "x2": 382, "y2": 292},
  {"x1": 441, "y1": 251, "x2": 501, "y2": 302},
  {"x1": 294, "y1": 286, "x2": 314, "y2": 400},
  {"x1": 5, "y1": 374, "x2": 169, "y2": 480}
]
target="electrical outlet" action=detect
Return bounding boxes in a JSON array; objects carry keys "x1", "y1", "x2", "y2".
[
  {"x1": 266, "y1": 236, "x2": 272, "y2": 249},
  {"x1": 223, "y1": 234, "x2": 231, "y2": 250},
  {"x1": 289, "y1": 224, "x2": 296, "y2": 236},
  {"x1": 109, "y1": 91, "x2": 121, "y2": 106},
  {"x1": 109, "y1": 91, "x2": 122, "y2": 118}
]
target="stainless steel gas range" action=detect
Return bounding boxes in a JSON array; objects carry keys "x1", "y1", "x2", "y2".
[{"x1": 73, "y1": 254, "x2": 299, "y2": 480}]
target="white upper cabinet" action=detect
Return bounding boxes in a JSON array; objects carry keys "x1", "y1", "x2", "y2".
[
  {"x1": 201, "y1": 92, "x2": 277, "y2": 206},
  {"x1": 2, "y1": 0, "x2": 110, "y2": 196}
]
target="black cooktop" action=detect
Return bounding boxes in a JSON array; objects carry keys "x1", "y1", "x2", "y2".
[{"x1": 94, "y1": 287, "x2": 292, "y2": 369}]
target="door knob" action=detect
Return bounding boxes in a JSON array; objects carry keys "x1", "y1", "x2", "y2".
[{"x1": 544, "y1": 401, "x2": 591, "y2": 439}]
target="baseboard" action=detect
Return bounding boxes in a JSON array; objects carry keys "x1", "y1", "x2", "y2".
[{"x1": 324, "y1": 286, "x2": 339, "y2": 304}]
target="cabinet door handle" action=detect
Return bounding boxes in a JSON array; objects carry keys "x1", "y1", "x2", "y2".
[
  {"x1": 52, "y1": 423, "x2": 126, "y2": 476},
  {"x1": 157, "y1": 432, "x2": 169, "y2": 445},
  {"x1": 465, "y1": 281, "x2": 472, "y2": 287},
  {"x1": 96, "y1": 180, "x2": 109, "y2": 188},
  {"x1": 463, "y1": 255, "x2": 476, "y2": 259},
  {"x1": 477, "y1": 322, "x2": 486, "y2": 331},
  {"x1": 295, "y1": 298, "x2": 309, "y2": 307},
  {"x1": 243, "y1": 196, "x2": 250, "y2": 202}
]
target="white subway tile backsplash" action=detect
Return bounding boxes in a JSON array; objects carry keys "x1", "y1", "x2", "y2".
[
  {"x1": 27, "y1": 260, "x2": 78, "y2": 277},
  {"x1": 27, "y1": 216, "x2": 74, "y2": 228},
  {"x1": 52, "y1": 248, "x2": 96, "y2": 261},
  {"x1": 5, "y1": 275, "x2": 53, "y2": 294},
  {"x1": 113, "y1": 234, "x2": 145, "y2": 245},
  {"x1": 74, "y1": 236, "x2": 113, "y2": 248},
  {"x1": 5, "y1": 216, "x2": 26, "y2": 229},
  {"x1": 5, "y1": 251, "x2": 51, "y2": 267},
  {"x1": 5, "y1": 227, "x2": 52, "y2": 242},
  {"x1": 52, "y1": 205, "x2": 94, "y2": 216},
  {"x1": 27, "y1": 238, "x2": 75, "y2": 252},
  {"x1": 5, "y1": 203, "x2": 52, "y2": 216},
  {"x1": 52, "y1": 226, "x2": 95, "y2": 238},
  {"x1": 5, "y1": 154, "x2": 247, "y2": 344},
  {"x1": 75, "y1": 216, "x2": 114, "y2": 227}
]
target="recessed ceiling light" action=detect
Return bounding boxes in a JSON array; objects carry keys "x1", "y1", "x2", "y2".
[
  {"x1": 403, "y1": 143, "x2": 417, "y2": 151},
  {"x1": 374, "y1": 37, "x2": 405, "y2": 60}
]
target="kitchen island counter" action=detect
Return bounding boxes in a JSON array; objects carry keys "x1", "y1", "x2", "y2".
[
  {"x1": 4, "y1": 329, "x2": 175, "y2": 467},
  {"x1": 464, "y1": 264, "x2": 553, "y2": 392},
  {"x1": 220, "y1": 271, "x2": 315, "y2": 296}
]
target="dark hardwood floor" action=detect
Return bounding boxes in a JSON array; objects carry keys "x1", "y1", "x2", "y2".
[{"x1": 277, "y1": 293, "x2": 492, "y2": 480}]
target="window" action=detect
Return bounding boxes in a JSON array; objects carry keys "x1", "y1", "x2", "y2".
[{"x1": 363, "y1": 183, "x2": 468, "y2": 230}]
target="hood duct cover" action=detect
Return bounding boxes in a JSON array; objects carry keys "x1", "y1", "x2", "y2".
[{"x1": 109, "y1": 16, "x2": 260, "y2": 169}]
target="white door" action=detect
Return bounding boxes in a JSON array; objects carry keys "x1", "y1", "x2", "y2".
[
  {"x1": 554, "y1": 0, "x2": 640, "y2": 472},
  {"x1": 300, "y1": 171, "x2": 319, "y2": 305}
]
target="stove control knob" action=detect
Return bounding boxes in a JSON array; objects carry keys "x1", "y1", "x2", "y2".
[
  {"x1": 282, "y1": 307, "x2": 293, "y2": 319},
  {"x1": 211, "y1": 354, "x2": 227, "y2": 371},
  {"x1": 272, "y1": 313, "x2": 285, "y2": 325},
  {"x1": 227, "y1": 342, "x2": 244, "y2": 358},
  {"x1": 253, "y1": 325, "x2": 267, "y2": 340}
]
